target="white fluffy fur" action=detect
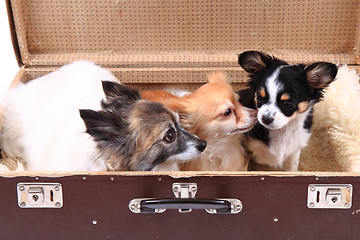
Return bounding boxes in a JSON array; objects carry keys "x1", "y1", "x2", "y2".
[
  {"x1": 0, "y1": 162, "x2": 25, "y2": 172},
  {"x1": 185, "y1": 133, "x2": 247, "y2": 171},
  {"x1": 249, "y1": 106, "x2": 312, "y2": 170},
  {"x1": 0, "y1": 61, "x2": 119, "y2": 171},
  {"x1": 300, "y1": 66, "x2": 360, "y2": 172},
  {"x1": 325, "y1": 66, "x2": 360, "y2": 171}
]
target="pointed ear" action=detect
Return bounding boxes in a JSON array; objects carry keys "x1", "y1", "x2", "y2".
[
  {"x1": 207, "y1": 71, "x2": 228, "y2": 83},
  {"x1": 163, "y1": 99, "x2": 194, "y2": 130},
  {"x1": 80, "y1": 109, "x2": 137, "y2": 170},
  {"x1": 237, "y1": 88, "x2": 257, "y2": 109},
  {"x1": 79, "y1": 109, "x2": 127, "y2": 143},
  {"x1": 305, "y1": 62, "x2": 338, "y2": 89},
  {"x1": 178, "y1": 111, "x2": 197, "y2": 133},
  {"x1": 102, "y1": 81, "x2": 141, "y2": 103},
  {"x1": 238, "y1": 51, "x2": 274, "y2": 73}
]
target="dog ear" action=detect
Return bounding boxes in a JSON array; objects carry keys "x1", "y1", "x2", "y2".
[
  {"x1": 237, "y1": 88, "x2": 257, "y2": 110},
  {"x1": 238, "y1": 51, "x2": 273, "y2": 73},
  {"x1": 79, "y1": 109, "x2": 137, "y2": 170},
  {"x1": 79, "y1": 109, "x2": 126, "y2": 142},
  {"x1": 177, "y1": 111, "x2": 200, "y2": 135},
  {"x1": 102, "y1": 81, "x2": 141, "y2": 104},
  {"x1": 305, "y1": 62, "x2": 338, "y2": 101},
  {"x1": 305, "y1": 62, "x2": 338, "y2": 89}
]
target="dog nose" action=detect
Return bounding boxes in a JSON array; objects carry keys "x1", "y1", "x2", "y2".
[
  {"x1": 261, "y1": 115, "x2": 274, "y2": 125},
  {"x1": 197, "y1": 140, "x2": 207, "y2": 152}
]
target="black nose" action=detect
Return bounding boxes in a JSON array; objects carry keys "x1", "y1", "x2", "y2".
[
  {"x1": 261, "y1": 115, "x2": 274, "y2": 125},
  {"x1": 197, "y1": 140, "x2": 207, "y2": 152}
]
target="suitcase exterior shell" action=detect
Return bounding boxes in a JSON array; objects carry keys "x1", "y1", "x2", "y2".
[{"x1": 1, "y1": 173, "x2": 360, "y2": 240}]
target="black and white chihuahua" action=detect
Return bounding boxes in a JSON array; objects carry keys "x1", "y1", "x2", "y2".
[{"x1": 237, "y1": 51, "x2": 338, "y2": 171}]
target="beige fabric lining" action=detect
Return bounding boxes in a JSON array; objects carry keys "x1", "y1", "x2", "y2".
[
  {"x1": 22, "y1": 53, "x2": 357, "y2": 67},
  {"x1": 22, "y1": 66, "x2": 248, "y2": 83},
  {"x1": 10, "y1": 0, "x2": 359, "y2": 67}
]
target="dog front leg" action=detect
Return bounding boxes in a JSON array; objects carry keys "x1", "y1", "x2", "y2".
[{"x1": 283, "y1": 150, "x2": 301, "y2": 171}]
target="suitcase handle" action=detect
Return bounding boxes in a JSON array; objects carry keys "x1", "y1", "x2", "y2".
[
  {"x1": 128, "y1": 183, "x2": 243, "y2": 214},
  {"x1": 129, "y1": 198, "x2": 242, "y2": 214}
]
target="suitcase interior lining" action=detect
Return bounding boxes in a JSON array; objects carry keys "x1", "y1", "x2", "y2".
[
  {"x1": 2, "y1": 0, "x2": 360, "y2": 175},
  {"x1": 9, "y1": 0, "x2": 360, "y2": 67}
]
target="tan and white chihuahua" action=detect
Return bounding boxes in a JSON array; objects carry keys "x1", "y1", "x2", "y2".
[{"x1": 142, "y1": 71, "x2": 258, "y2": 171}]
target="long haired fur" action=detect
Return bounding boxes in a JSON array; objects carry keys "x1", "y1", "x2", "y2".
[
  {"x1": 300, "y1": 66, "x2": 360, "y2": 172},
  {"x1": 0, "y1": 61, "x2": 117, "y2": 171},
  {"x1": 238, "y1": 51, "x2": 338, "y2": 171},
  {"x1": 142, "y1": 71, "x2": 257, "y2": 171},
  {"x1": 0, "y1": 61, "x2": 206, "y2": 171},
  {"x1": 81, "y1": 81, "x2": 207, "y2": 171}
]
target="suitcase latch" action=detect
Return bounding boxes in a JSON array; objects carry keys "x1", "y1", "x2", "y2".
[
  {"x1": 307, "y1": 184, "x2": 352, "y2": 209},
  {"x1": 17, "y1": 183, "x2": 63, "y2": 208},
  {"x1": 172, "y1": 183, "x2": 197, "y2": 213}
]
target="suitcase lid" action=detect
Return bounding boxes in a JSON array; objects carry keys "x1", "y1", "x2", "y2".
[{"x1": 7, "y1": 0, "x2": 360, "y2": 68}]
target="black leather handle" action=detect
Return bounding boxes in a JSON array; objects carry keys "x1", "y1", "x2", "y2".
[
  {"x1": 140, "y1": 198, "x2": 232, "y2": 213},
  {"x1": 128, "y1": 183, "x2": 242, "y2": 214}
]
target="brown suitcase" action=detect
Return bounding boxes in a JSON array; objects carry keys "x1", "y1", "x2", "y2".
[{"x1": 2, "y1": 0, "x2": 360, "y2": 239}]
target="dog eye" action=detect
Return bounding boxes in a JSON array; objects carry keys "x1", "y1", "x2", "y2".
[
  {"x1": 164, "y1": 128, "x2": 176, "y2": 143},
  {"x1": 256, "y1": 94, "x2": 263, "y2": 104},
  {"x1": 282, "y1": 101, "x2": 295, "y2": 110},
  {"x1": 223, "y1": 108, "x2": 232, "y2": 117}
]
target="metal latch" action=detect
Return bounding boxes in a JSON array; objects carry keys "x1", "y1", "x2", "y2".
[
  {"x1": 172, "y1": 183, "x2": 197, "y2": 199},
  {"x1": 17, "y1": 183, "x2": 63, "y2": 208},
  {"x1": 172, "y1": 183, "x2": 197, "y2": 213},
  {"x1": 307, "y1": 184, "x2": 352, "y2": 209}
]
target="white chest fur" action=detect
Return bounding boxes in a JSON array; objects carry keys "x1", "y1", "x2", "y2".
[
  {"x1": 248, "y1": 108, "x2": 312, "y2": 170},
  {"x1": 182, "y1": 133, "x2": 247, "y2": 171}
]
